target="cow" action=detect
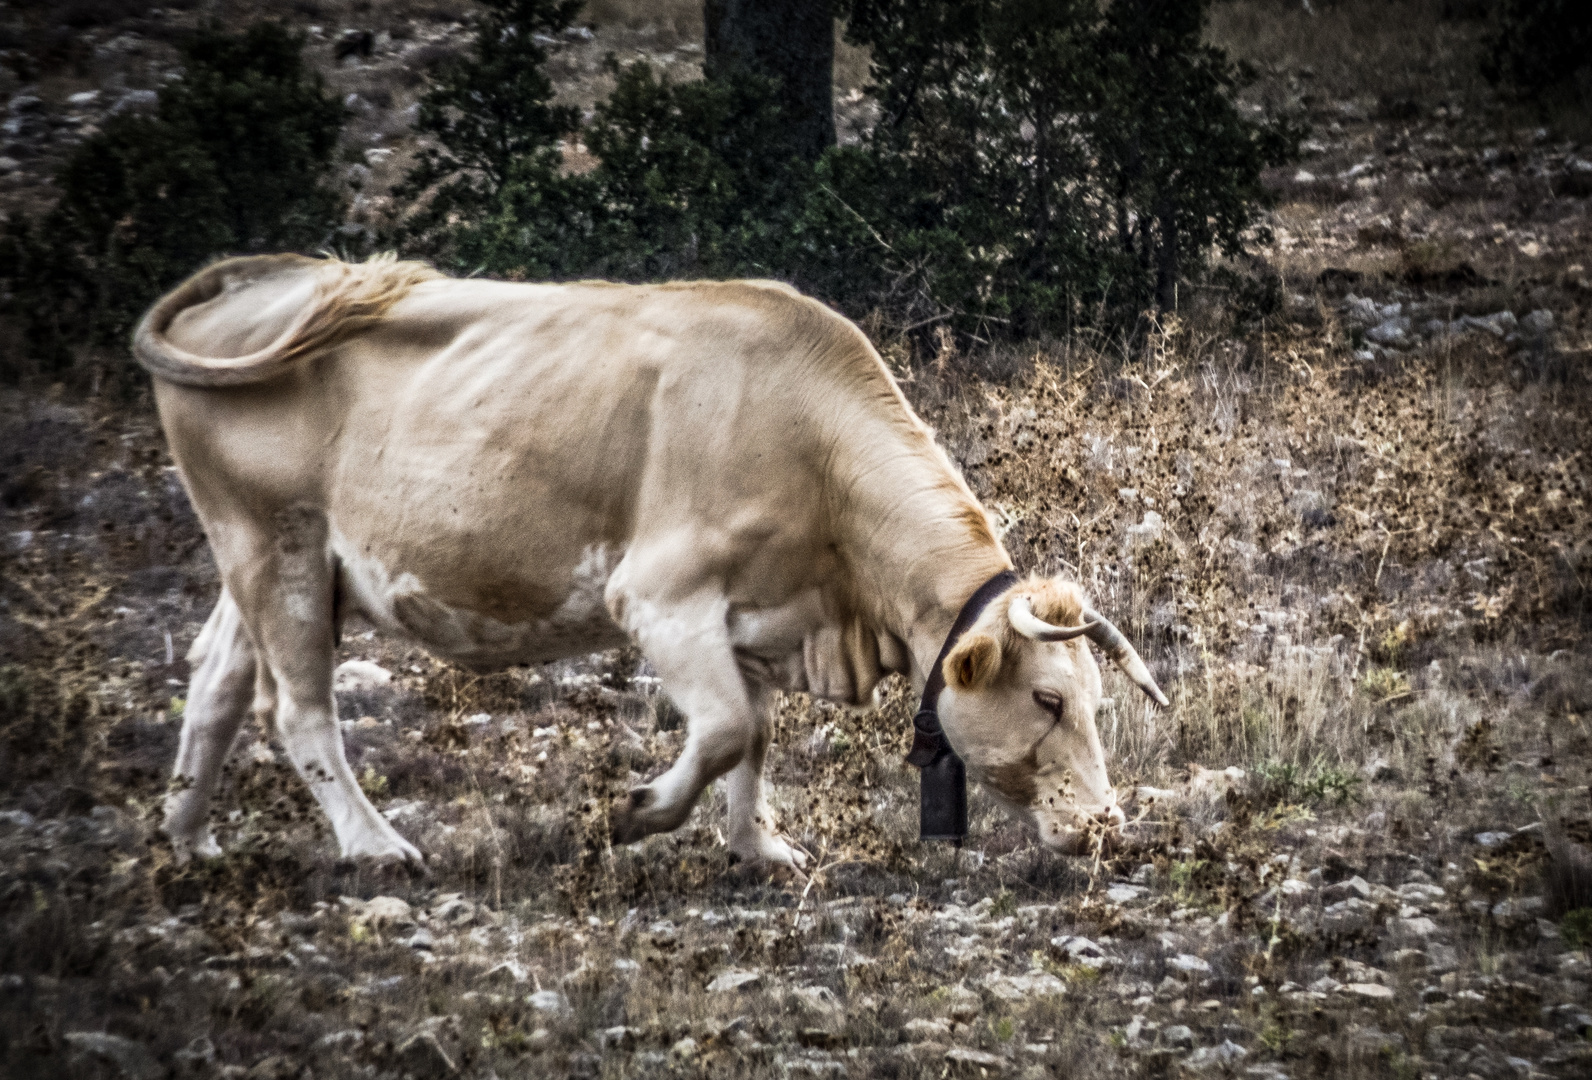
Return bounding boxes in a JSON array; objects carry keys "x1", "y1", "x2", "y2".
[{"x1": 135, "y1": 253, "x2": 1167, "y2": 881}]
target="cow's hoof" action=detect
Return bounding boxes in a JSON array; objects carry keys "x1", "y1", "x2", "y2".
[
  {"x1": 166, "y1": 830, "x2": 223, "y2": 864},
  {"x1": 610, "y1": 787, "x2": 655, "y2": 845},
  {"x1": 341, "y1": 829, "x2": 426, "y2": 869}
]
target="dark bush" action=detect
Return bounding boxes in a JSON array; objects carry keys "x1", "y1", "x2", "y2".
[
  {"x1": 398, "y1": 0, "x2": 1297, "y2": 343},
  {"x1": 1484, "y1": 0, "x2": 1592, "y2": 104},
  {"x1": 0, "y1": 23, "x2": 345, "y2": 380}
]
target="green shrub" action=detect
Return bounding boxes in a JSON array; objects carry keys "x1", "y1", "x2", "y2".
[
  {"x1": 828, "y1": 0, "x2": 1302, "y2": 334},
  {"x1": 0, "y1": 22, "x2": 344, "y2": 379},
  {"x1": 1562, "y1": 907, "x2": 1592, "y2": 949},
  {"x1": 392, "y1": 0, "x2": 586, "y2": 275},
  {"x1": 399, "y1": 0, "x2": 1298, "y2": 340}
]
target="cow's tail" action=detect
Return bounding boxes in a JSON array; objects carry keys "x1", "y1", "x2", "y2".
[{"x1": 133, "y1": 253, "x2": 441, "y2": 388}]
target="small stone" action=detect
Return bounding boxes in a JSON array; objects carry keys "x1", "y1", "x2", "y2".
[
  {"x1": 528, "y1": 989, "x2": 570, "y2": 1013},
  {"x1": 671, "y1": 1036, "x2": 697, "y2": 1058},
  {"x1": 982, "y1": 970, "x2": 1066, "y2": 1000},
  {"x1": 791, "y1": 985, "x2": 841, "y2": 1014},
  {"x1": 1344, "y1": 982, "x2": 1395, "y2": 1001},
  {"x1": 1185, "y1": 1040, "x2": 1248, "y2": 1070},
  {"x1": 1491, "y1": 897, "x2": 1545, "y2": 922},
  {"x1": 1521, "y1": 309, "x2": 1554, "y2": 337},
  {"x1": 1163, "y1": 1025, "x2": 1195, "y2": 1049},
  {"x1": 1169, "y1": 954, "x2": 1212, "y2": 976},
  {"x1": 944, "y1": 984, "x2": 981, "y2": 1022},
  {"x1": 112, "y1": 89, "x2": 160, "y2": 114},
  {"x1": 65, "y1": 1033, "x2": 162, "y2": 1080},
  {"x1": 430, "y1": 897, "x2": 476, "y2": 926},
  {"x1": 174, "y1": 1036, "x2": 216, "y2": 1068},
  {"x1": 1324, "y1": 875, "x2": 1371, "y2": 901},
  {"x1": 945, "y1": 1046, "x2": 1004, "y2": 1072},
  {"x1": 394, "y1": 1032, "x2": 456, "y2": 1079},
  {"x1": 707, "y1": 969, "x2": 763, "y2": 993},
  {"x1": 1393, "y1": 916, "x2": 1437, "y2": 940},
  {"x1": 1107, "y1": 883, "x2": 1148, "y2": 903},
  {"x1": 597, "y1": 1026, "x2": 639, "y2": 1050},
  {"x1": 243, "y1": 1056, "x2": 301, "y2": 1080},
  {"x1": 1365, "y1": 316, "x2": 1411, "y2": 346},
  {"x1": 1321, "y1": 897, "x2": 1377, "y2": 934},
  {"x1": 903, "y1": 1017, "x2": 952, "y2": 1042},
  {"x1": 1475, "y1": 831, "x2": 1514, "y2": 848},
  {"x1": 361, "y1": 896, "x2": 413, "y2": 929},
  {"x1": 334, "y1": 659, "x2": 393, "y2": 692},
  {"x1": 483, "y1": 960, "x2": 528, "y2": 984},
  {"x1": 1130, "y1": 863, "x2": 1156, "y2": 885}
]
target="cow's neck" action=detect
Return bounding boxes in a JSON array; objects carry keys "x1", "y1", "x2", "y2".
[{"x1": 831, "y1": 427, "x2": 1012, "y2": 695}]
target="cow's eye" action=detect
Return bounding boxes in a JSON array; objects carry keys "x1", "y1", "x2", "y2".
[{"x1": 1033, "y1": 689, "x2": 1065, "y2": 720}]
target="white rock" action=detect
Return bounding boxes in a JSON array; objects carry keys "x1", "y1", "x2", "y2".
[
  {"x1": 902, "y1": 1017, "x2": 951, "y2": 1042},
  {"x1": 945, "y1": 1047, "x2": 1004, "y2": 1071},
  {"x1": 1474, "y1": 831, "x2": 1513, "y2": 848},
  {"x1": 1185, "y1": 1040, "x2": 1248, "y2": 1070},
  {"x1": 334, "y1": 659, "x2": 393, "y2": 692},
  {"x1": 483, "y1": 960, "x2": 528, "y2": 984},
  {"x1": 64, "y1": 1033, "x2": 160, "y2": 1080},
  {"x1": 1169, "y1": 954, "x2": 1212, "y2": 975},
  {"x1": 982, "y1": 970, "x2": 1066, "y2": 1000},
  {"x1": 1393, "y1": 917, "x2": 1437, "y2": 940},
  {"x1": 706, "y1": 969, "x2": 763, "y2": 993},
  {"x1": 362, "y1": 896, "x2": 413, "y2": 929},
  {"x1": 1344, "y1": 982, "x2": 1394, "y2": 1001},
  {"x1": 1365, "y1": 316, "x2": 1411, "y2": 346},
  {"x1": 528, "y1": 989, "x2": 570, "y2": 1013}
]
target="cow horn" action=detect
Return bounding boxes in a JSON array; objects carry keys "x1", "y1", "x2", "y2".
[
  {"x1": 1009, "y1": 596, "x2": 1098, "y2": 642},
  {"x1": 1081, "y1": 609, "x2": 1171, "y2": 707}
]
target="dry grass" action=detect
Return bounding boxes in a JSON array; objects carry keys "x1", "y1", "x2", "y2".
[{"x1": 2, "y1": 2, "x2": 1592, "y2": 1078}]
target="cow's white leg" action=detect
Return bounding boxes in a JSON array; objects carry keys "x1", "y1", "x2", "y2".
[
  {"x1": 723, "y1": 693, "x2": 808, "y2": 878},
  {"x1": 163, "y1": 590, "x2": 255, "y2": 861},
  {"x1": 238, "y1": 510, "x2": 421, "y2": 864}
]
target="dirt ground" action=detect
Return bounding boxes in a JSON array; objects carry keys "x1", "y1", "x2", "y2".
[{"x1": 2, "y1": 3, "x2": 1591, "y2": 1079}]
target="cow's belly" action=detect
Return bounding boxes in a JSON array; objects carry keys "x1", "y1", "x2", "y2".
[{"x1": 331, "y1": 529, "x2": 630, "y2": 669}]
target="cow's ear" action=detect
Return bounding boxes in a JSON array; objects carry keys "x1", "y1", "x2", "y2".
[{"x1": 944, "y1": 633, "x2": 1002, "y2": 691}]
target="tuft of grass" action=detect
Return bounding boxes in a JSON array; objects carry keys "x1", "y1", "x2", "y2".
[
  {"x1": 358, "y1": 765, "x2": 389, "y2": 799},
  {"x1": 1359, "y1": 666, "x2": 1410, "y2": 702},
  {"x1": 1561, "y1": 908, "x2": 1592, "y2": 949}
]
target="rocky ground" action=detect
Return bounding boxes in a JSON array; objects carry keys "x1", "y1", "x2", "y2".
[{"x1": 3, "y1": 2, "x2": 1592, "y2": 1079}]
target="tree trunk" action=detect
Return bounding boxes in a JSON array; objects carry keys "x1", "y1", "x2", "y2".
[{"x1": 704, "y1": 0, "x2": 835, "y2": 162}]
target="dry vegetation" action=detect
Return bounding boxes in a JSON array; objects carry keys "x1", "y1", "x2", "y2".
[{"x1": 2, "y1": 2, "x2": 1591, "y2": 1079}]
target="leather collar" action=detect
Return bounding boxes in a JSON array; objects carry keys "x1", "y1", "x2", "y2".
[{"x1": 905, "y1": 569, "x2": 1018, "y2": 768}]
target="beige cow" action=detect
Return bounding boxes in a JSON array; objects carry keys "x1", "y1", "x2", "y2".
[{"x1": 136, "y1": 254, "x2": 1166, "y2": 880}]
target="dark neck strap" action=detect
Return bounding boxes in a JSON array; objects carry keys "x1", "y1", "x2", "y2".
[{"x1": 905, "y1": 569, "x2": 1019, "y2": 768}]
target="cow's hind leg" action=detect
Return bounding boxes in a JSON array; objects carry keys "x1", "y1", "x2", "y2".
[
  {"x1": 234, "y1": 509, "x2": 421, "y2": 864},
  {"x1": 606, "y1": 569, "x2": 806, "y2": 880},
  {"x1": 163, "y1": 589, "x2": 255, "y2": 861}
]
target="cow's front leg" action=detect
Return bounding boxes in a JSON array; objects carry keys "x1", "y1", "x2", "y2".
[
  {"x1": 723, "y1": 698, "x2": 808, "y2": 884},
  {"x1": 601, "y1": 572, "x2": 795, "y2": 876}
]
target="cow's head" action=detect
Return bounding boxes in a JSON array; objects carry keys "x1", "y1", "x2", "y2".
[{"x1": 937, "y1": 579, "x2": 1167, "y2": 854}]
